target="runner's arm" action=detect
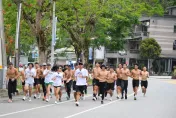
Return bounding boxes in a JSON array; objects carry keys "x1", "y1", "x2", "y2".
[{"x1": 14, "y1": 69, "x2": 19, "y2": 79}]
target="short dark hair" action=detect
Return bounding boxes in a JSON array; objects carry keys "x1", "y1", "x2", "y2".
[
  {"x1": 78, "y1": 62, "x2": 83, "y2": 65},
  {"x1": 95, "y1": 62, "x2": 100, "y2": 64},
  {"x1": 35, "y1": 62, "x2": 39, "y2": 64},
  {"x1": 68, "y1": 65, "x2": 71, "y2": 68},
  {"x1": 8, "y1": 62, "x2": 13, "y2": 65},
  {"x1": 123, "y1": 63, "x2": 127, "y2": 66},
  {"x1": 134, "y1": 63, "x2": 138, "y2": 66},
  {"x1": 28, "y1": 63, "x2": 34, "y2": 67},
  {"x1": 51, "y1": 65, "x2": 59, "y2": 71},
  {"x1": 101, "y1": 65, "x2": 106, "y2": 69},
  {"x1": 47, "y1": 63, "x2": 51, "y2": 66}
]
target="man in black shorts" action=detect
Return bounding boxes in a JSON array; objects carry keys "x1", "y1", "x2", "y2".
[
  {"x1": 75, "y1": 62, "x2": 88, "y2": 106},
  {"x1": 116, "y1": 64, "x2": 123, "y2": 99},
  {"x1": 92, "y1": 62, "x2": 101, "y2": 101},
  {"x1": 106, "y1": 67, "x2": 116, "y2": 101},
  {"x1": 141, "y1": 67, "x2": 149, "y2": 96},
  {"x1": 34, "y1": 62, "x2": 41, "y2": 99},
  {"x1": 72, "y1": 63, "x2": 78, "y2": 101},
  {"x1": 131, "y1": 64, "x2": 141, "y2": 100}
]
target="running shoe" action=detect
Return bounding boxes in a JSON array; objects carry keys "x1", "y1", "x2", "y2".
[
  {"x1": 101, "y1": 100, "x2": 104, "y2": 104},
  {"x1": 29, "y1": 98, "x2": 32, "y2": 102},
  {"x1": 75, "y1": 102, "x2": 79, "y2": 106},
  {"x1": 134, "y1": 97, "x2": 137, "y2": 100},
  {"x1": 8, "y1": 99, "x2": 12, "y2": 103},
  {"x1": 34, "y1": 94, "x2": 37, "y2": 99},
  {"x1": 38, "y1": 93, "x2": 41, "y2": 99},
  {"x1": 125, "y1": 95, "x2": 127, "y2": 100},
  {"x1": 22, "y1": 96, "x2": 26, "y2": 101}
]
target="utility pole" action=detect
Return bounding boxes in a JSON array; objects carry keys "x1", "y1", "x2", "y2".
[
  {"x1": 0, "y1": 0, "x2": 7, "y2": 89},
  {"x1": 51, "y1": 0, "x2": 56, "y2": 66},
  {"x1": 15, "y1": 0, "x2": 22, "y2": 69}
]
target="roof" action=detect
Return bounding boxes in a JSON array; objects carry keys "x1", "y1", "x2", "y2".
[
  {"x1": 160, "y1": 54, "x2": 176, "y2": 59},
  {"x1": 55, "y1": 47, "x2": 75, "y2": 53},
  {"x1": 166, "y1": 6, "x2": 176, "y2": 10}
]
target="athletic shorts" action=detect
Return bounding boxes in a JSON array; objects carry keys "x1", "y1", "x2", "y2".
[
  {"x1": 76, "y1": 85, "x2": 86, "y2": 94},
  {"x1": 92, "y1": 78, "x2": 99, "y2": 86},
  {"x1": 25, "y1": 82, "x2": 33, "y2": 88},
  {"x1": 34, "y1": 78, "x2": 40, "y2": 86},
  {"x1": 132, "y1": 80, "x2": 139, "y2": 88},
  {"x1": 116, "y1": 78, "x2": 122, "y2": 87},
  {"x1": 22, "y1": 81, "x2": 25, "y2": 86},
  {"x1": 54, "y1": 86, "x2": 61, "y2": 88},
  {"x1": 106, "y1": 82, "x2": 115, "y2": 90},
  {"x1": 45, "y1": 82, "x2": 53, "y2": 86},
  {"x1": 72, "y1": 81, "x2": 77, "y2": 92},
  {"x1": 141, "y1": 80, "x2": 148, "y2": 88},
  {"x1": 40, "y1": 78, "x2": 44, "y2": 84}
]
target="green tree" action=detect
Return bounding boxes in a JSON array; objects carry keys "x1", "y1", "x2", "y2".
[
  {"x1": 140, "y1": 38, "x2": 161, "y2": 59},
  {"x1": 3, "y1": 0, "x2": 35, "y2": 63},
  {"x1": 56, "y1": 0, "x2": 163, "y2": 65},
  {"x1": 159, "y1": 0, "x2": 176, "y2": 9},
  {"x1": 140, "y1": 38, "x2": 162, "y2": 73},
  {"x1": 3, "y1": 0, "x2": 164, "y2": 66}
]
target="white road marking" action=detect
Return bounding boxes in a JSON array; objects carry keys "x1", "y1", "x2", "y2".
[
  {"x1": 0, "y1": 94, "x2": 92, "y2": 117},
  {"x1": 64, "y1": 88, "x2": 141, "y2": 118}
]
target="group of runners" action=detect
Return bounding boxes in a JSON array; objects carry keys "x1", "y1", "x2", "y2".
[{"x1": 6, "y1": 62, "x2": 149, "y2": 106}]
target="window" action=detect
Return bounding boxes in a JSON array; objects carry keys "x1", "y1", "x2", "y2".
[
  {"x1": 174, "y1": 25, "x2": 176, "y2": 33},
  {"x1": 173, "y1": 40, "x2": 176, "y2": 50}
]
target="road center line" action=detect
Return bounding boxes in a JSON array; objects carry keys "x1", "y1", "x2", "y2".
[
  {"x1": 64, "y1": 88, "x2": 141, "y2": 118},
  {"x1": 0, "y1": 94, "x2": 92, "y2": 117}
]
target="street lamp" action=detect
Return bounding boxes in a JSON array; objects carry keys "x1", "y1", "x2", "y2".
[
  {"x1": 0, "y1": 0, "x2": 7, "y2": 89},
  {"x1": 15, "y1": 0, "x2": 22, "y2": 69},
  {"x1": 51, "y1": 0, "x2": 57, "y2": 66}
]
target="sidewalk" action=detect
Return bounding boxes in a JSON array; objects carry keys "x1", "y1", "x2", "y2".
[{"x1": 149, "y1": 76, "x2": 171, "y2": 79}]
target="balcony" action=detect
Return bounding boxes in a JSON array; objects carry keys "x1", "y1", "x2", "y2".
[{"x1": 129, "y1": 49, "x2": 140, "y2": 53}]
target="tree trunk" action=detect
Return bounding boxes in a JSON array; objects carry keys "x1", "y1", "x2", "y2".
[
  {"x1": 37, "y1": 34, "x2": 47, "y2": 64},
  {"x1": 38, "y1": 49, "x2": 47, "y2": 64},
  {"x1": 82, "y1": 46, "x2": 89, "y2": 69},
  {"x1": 75, "y1": 48, "x2": 81, "y2": 62}
]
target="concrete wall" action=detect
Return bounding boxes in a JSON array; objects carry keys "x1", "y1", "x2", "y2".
[{"x1": 149, "y1": 16, "x2": 176, "y2": 57}]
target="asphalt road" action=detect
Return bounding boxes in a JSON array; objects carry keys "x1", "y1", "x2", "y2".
[{"x1": 0, "y1": 78, "x2": 176, "y2": 118}]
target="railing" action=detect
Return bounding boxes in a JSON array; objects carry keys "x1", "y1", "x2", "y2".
[
  {"x1": 142, "y1": 31, "x2": 149, "y2": 37},
  {"x1": 105, "y1": 50, "x2": 117, "y2": 53},
  {"x1": 129, "y1": 49, "x2": 139, "y2": 53}
]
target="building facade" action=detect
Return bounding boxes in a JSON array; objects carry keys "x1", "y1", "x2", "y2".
[{"x1": 105, "y1": 6, "x2": 176, "y2": 75}]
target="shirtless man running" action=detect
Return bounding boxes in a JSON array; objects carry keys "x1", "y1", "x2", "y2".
[
  {"x1": 72, "y1": 63, "x2": 78, "y2": 101},
  {"x1": 106, "y1": 67, "x2": 116, "y2": 101},
  {"x1": 131, "y1": 64, "x2": 141, "y2": 100},
  {"x1": 92, "y1": 62, "x2": 101, "y2": 101},
  {"x1": 64, "y1": 65, "x2": 73, "y2": 100},
  {"x1": 97, "y1": 65, "x2": 108, "y2": 104},
  {"x1": 34, "y1": 62, "x2": 41, "y2": 99},
  {"x1": 141, "y1": 67, "x2": 149, "y2": 96},
  {"x1": 6, "y1": 62, "x2": 19, "y2": 103},
  {"x1": 116, "y1": 64, "x2": 123, "y2": 99},
  {"x1": 121, "y1": 64, "x2": 130, "y2": 99}
]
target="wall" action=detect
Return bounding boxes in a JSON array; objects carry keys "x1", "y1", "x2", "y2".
[
  {"x1": 95, "y1": 46, "x2": 105, "y2": 60},
  {"x1": 148, "y1": 16, "x2": 176, "y2": 57}
]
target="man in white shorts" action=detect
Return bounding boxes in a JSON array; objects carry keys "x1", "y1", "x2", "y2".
[{"x1": 23, "y1": 63, "x2": 36, "y2": 101}]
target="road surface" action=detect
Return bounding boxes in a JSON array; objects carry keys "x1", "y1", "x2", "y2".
[{"x1": 0, "y1": 78, "x2": 176, "y2": 118}]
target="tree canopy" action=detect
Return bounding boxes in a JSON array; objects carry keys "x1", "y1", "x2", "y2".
[
  {"x1": 2, "y1": 0, "x2": 165, "y2": 65},
  {"x1": 139, "y1": 38, "x2": 162, "y2": 59}
]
